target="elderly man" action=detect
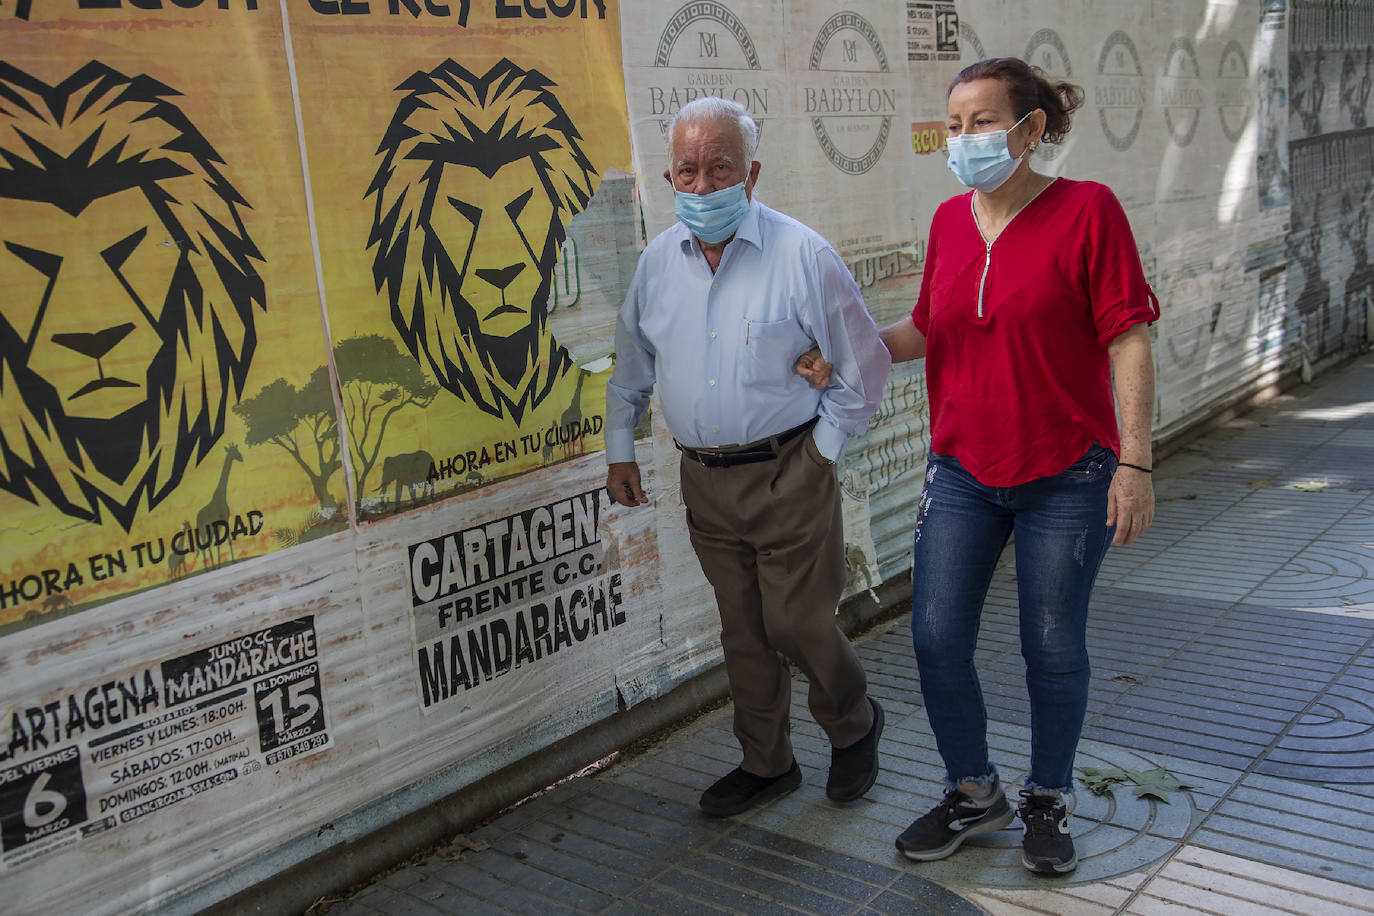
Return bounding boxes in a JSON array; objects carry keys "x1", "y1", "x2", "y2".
[{"x1": 605, "y1": 97, "x2": 891, "y2": 816}]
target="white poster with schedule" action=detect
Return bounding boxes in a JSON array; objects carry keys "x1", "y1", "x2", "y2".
[{"x1": 0, "y1": 617, "x2": 330, "y2": 868}]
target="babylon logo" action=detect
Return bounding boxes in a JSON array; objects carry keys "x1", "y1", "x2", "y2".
[
  {"x1": 650, "y1": 1, "x2": 770, "y2": 136},
  {"x1": 1161, "y1": 37, "x2": 1204, "y2": 147},
  {"x1": 1158, "y1": 259, "x2": 1219, "y2": 371},
  {"x1": 1096, "y1": 31, "x2": 1146, "y2": 152},
  {"x1": 805, "y1": 11, "x2": 899, "y2": 175},
  {"x1": 960, "y1": 20, "x2": 985, "y2": 62},
  {"x1": 1024, "y1": 29, "x2": 1072, "y2": 162},
  {"x1": 1217, "y1": 40, "x2": 1252, "y2": 143}
]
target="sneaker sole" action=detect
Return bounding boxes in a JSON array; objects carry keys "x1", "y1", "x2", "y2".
[
  {"x1": 1022, "y1": 850, "x2": 1078, "y2": 875},
  {"x1": 827, "y1": 700, "x2": 885, "y2": 802},
  {"x1": 699, "y1": 767, "x2": 803, "y2": 818},
  {"x1": 897, "y1": 805, "x2": 1015, "y2": 861}
]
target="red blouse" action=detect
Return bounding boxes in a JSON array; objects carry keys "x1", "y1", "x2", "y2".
[{"x1": 913, "y1": 178, "x2": 1158, "y2": 487}]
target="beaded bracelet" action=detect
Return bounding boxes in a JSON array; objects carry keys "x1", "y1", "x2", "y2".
[{"x1": 1118, "y1": 462, "x2": 1152, "y2": 474}]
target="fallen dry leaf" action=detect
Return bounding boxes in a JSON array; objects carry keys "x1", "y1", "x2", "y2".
[{"x1": 436, "y1": 834, "x2": 490, "y2": 861}]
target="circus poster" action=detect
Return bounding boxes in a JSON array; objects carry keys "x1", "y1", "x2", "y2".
[
  {"x1": 286, "y1": 0, "x2": 635, "y2": 520},
  {"x1": 0, "y1": 2, "x2": 337, "y2": 631}
]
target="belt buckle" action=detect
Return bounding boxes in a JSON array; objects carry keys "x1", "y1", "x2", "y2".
[{"x1": 684, "y1": 446, "x2": 714, "y2": 467}]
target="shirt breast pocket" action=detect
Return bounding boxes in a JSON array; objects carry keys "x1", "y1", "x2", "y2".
[{"x1": 742, "y1": 317, "x2": 814, "y2": 390}]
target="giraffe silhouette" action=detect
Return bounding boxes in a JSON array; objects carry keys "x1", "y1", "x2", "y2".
[
  {"x1": 168, "y1": 521, "x2": 194, "y2": 580},
  {"x1": 559, "y1": 370, "x2": 588, "y2": 460},
  {"x1": 196, "y1": 444, "x2": 243, "y2": 570}
]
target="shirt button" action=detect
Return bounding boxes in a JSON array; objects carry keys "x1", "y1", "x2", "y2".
[
  {"x1": 709, "y1": 379, "x2": 716, "y2": 387},
  {"x1": 710, "y1": 331, "x2": 717, "y2": 339},
  {"x1": 712, "y1": 426, "x2": 719, "y2": 433},
  {"x1": 711, "y1": 283, "x2": 718, "y2": 289}
]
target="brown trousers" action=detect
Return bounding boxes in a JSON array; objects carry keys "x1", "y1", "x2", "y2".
[{"x1": 679, "y1": 428, "x2": 873, "y2": 777}]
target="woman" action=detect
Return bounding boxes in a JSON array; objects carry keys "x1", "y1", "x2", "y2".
[{"x1": 800, "y1": 58, "x2": 1157, "y2": 875}]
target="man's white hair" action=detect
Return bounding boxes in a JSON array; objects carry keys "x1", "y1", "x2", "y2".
[{"x1": 665, "y1": 97, "x2": 758, "y2": 167}]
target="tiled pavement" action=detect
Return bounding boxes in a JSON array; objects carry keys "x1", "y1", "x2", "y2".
[{"x1": 327, "y1": 352, "x2": 1374, "y2": 916}]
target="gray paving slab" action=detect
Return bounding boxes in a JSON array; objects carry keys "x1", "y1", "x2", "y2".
[
  {"x1": 877, "y1": 874, "x2": 991, "y2": 914},
  {"x1": 653, "y1": 864, "x2": 813, "y2": 914},
  {"x1": 617, "y1": 885, "x2": 736, "y2": 915},
  {"x1": 320, "y1": 352, "x2": 1374, "y2": 915}
]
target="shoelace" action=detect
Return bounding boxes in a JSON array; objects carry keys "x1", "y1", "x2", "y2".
[
  {"x1": 923, "y1": 789, "x2": 972, "y2": 825},
  {"x1": 1018, "y1": 796, "x2": 1062, "y2": 835}
]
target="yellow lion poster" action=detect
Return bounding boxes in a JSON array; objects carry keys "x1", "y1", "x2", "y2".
[
  {"x1": 287, "y1": 0, "x2": 633, "y2": 518},
  {"x1": 0, "y1": 3, "x2": 338, "y2": 630}
]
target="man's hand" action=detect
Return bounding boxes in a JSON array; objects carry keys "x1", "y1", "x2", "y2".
[
  {"x1": 607, "y1": 461, "x2": 649, "y2": 507},
  {"x1": 794, "y1": 348, "x2": 833, "y2": 389},
  {"x1": 1107, "y1": 466, "x2": 1154, "y2": 546}
]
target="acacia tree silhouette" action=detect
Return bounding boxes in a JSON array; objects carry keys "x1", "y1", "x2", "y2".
[
  {"x1": 234, "y1": 369, "x2": 340, "y2": 508},
  {"x1": 336, "y1": 335, "x2": 439, "y2": 501}
]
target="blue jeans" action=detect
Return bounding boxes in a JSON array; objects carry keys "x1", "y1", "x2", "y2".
[{"x1": 910, "y1": 444, "x2": 1117, "y2": 794}]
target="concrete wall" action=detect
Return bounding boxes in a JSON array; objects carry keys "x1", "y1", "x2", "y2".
[{"x1": 0, "y1": 1, "x2": 1369, "y2": 912}]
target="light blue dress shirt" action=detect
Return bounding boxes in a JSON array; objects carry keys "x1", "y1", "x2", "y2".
[{"x1": 605, "y1": 201, "x2": 891, "y2": 464}]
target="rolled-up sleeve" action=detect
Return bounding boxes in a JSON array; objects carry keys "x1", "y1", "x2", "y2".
[
  {"x1": 808, "y1": 247, "x2": 892, "y2": 461},
  {"x1": 604, "y1": 272, "x2": 656, "y2": 465},
  {"x1": 1086, "y1": 185, "x2": 1159, "y2": 346}
]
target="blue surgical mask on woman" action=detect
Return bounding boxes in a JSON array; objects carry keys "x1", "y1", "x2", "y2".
[
  {"x1": 675, "y1": 181, "x2": 750, "y2": 243},
  {"x1": 945, "y1": 110, "x2": 1034, "y2": 192}
]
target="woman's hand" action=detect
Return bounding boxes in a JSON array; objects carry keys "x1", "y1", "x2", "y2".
[
  {"x1": 1107, "y1": 324, "x2": 1156, "y2": 546},
  {"x1": 1107, "y1": 465, "x2": 1154, "y2": 545},
  {"x1": 795, "y1": 348, "x2": 833, "y2": 389}
]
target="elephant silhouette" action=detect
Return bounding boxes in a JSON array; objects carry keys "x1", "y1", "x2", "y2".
[{"x1": 378, "y1": 450, "x2": 436, "y2": 508}]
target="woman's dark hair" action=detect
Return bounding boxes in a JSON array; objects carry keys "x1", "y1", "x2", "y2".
[{"x1": 949, "y1": 58, "x2": 1085, "y2": 145}]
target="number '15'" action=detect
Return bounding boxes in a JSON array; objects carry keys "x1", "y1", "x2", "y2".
[{"x1": 258, "y1": 679, "x2": 319, "y2": 735}]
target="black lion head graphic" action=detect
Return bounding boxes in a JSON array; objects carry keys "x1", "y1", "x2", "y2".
[
  {"x1": 367, "y1": 58, "x2": 597, "y2": 423},
  {"x1": 0, "y1": 61, "x2": 265, "y2": 531}
]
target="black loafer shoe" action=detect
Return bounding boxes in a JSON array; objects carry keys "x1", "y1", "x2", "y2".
[
  {"x1": 700, "y1": 760, "x2": 803, "y2": 817},
  {"x1": 826, "y1": 697, "x2": 884, "y2": 802}
]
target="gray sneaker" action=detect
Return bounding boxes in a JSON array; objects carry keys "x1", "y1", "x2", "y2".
[
  {"x1": 1018, "y1": 790, "x2": 1077, "y2": 874},
  {"x1": 896, "y1": 779, "x2": 1015, "y2": 861}
]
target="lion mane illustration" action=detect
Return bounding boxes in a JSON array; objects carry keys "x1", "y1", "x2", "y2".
[
  {"x1": 0, "y1": 62, "x2": 265, "y2": 531},
  {"x1": 367, "y1": 58, "x2": 597, "y2": 422}
]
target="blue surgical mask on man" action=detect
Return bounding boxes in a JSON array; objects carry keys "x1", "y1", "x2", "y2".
[
  {"x1": 675, "y1": 181, "x2": 751, "y2": 244},
  {"x1": 945, "y1": 110, "x2": 1034, "y2": 192}
]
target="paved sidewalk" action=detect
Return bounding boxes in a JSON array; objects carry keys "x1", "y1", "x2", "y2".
[{"x1": 328, "y1": 352, "x2": 1374, "y2": 916}]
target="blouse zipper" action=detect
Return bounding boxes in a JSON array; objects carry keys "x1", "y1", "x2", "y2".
[
  {"x1": 977, "y1": 241, "x2": 992, "y2": 319},
  {"x1": 970, "y1": 178, "x2": 1058, "y2": 321}
]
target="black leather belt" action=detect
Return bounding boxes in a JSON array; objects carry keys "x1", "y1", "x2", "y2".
[{"x1": 676, "y1": 418, "x2": 818, "y2": 469}]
